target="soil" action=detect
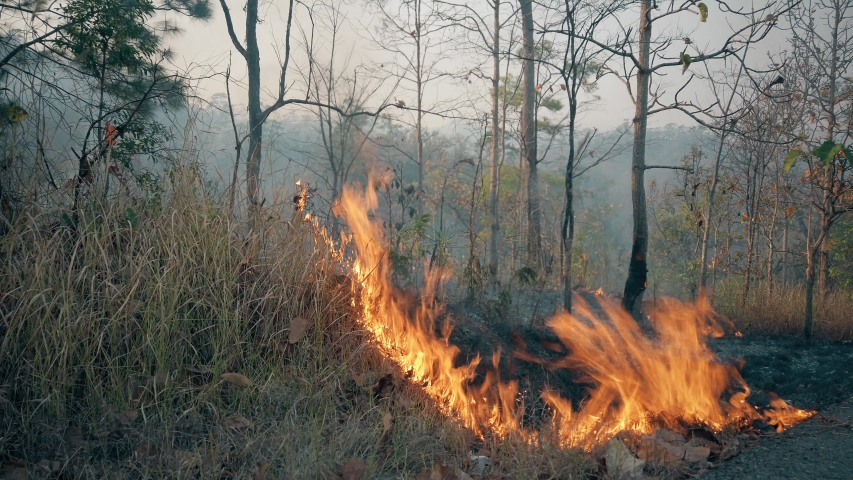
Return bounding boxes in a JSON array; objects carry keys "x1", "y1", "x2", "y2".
[{"x1": 443, "y1": 289, "x2": 853, "y2": 479}]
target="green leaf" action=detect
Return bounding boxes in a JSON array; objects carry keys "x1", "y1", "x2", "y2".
[
  {"x1": 783, "y1": 148, "x2": 803, "y2": 173},
  {"x1": 842, "y1": 146, "x2": 853, "y2": 164},
  {"x1": 681, "y1": 53, "x2": 692, "y2": 73},
  {"x1": 812, "y1": 140, "x2": 843, "y2": 166},
  {"x1": 7, "y1": 105, "x2": 28, "y2": 123},
  {"x1": 126, "y1": 207, "x2": 139, "y2": 229},
  {"x1": 61, "y1": 212, "x2": 77, "y2": 230},
  {"x1": 698, "y1": 2, "x2": 709, "y2": 22}
]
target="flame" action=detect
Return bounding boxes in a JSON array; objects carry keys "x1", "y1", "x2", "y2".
[{"x1": 333, "y1": 181, "x2": 815, "y2": 449}]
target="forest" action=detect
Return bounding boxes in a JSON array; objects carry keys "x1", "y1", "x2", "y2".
[{"x1": 1, "y1": 0, "x2": 852, "y2": 478}]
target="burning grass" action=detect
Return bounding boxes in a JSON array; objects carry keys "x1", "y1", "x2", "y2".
[
  {"x1": 0, "y1": 172, "x2": 823, "y2": 479},
  {"x1": 0, "y1": 169, "x2": 594, "y2": 479},
  {"x1": 335, "y1": 181, "x2": 815, "y2": 459}
]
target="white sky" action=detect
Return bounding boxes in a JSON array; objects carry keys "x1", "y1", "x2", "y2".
[{"x1": 166, "y1": 0, "x2": 793, "y2": 133}]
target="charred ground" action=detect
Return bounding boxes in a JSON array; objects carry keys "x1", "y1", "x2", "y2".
[{"x1": 442, "y1": 289, "x2": 853, "y2": 478}]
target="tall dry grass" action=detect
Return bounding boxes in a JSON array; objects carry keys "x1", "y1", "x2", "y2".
[
  {"x1": 714, "y1": 280, "x2": 853, "y2": 341},
  {"x1": 0, "y1": 169, "x2": 592, "y2": 479}
]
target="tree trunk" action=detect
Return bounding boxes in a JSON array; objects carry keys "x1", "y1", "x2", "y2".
[
  {"x1": 699, "y1": 129, "x2": 726, "y2": 294},
  {"x1": 782, "y1": 215, "x2": 789, "y2": 287},
  {"x1": 415, "y1": 0, "x2": 425, "y2": 215},
  {"x1": 804, "y1": 245, "x2": 816, "y2": 340},
  {"x1": 519, "y1": 0, "x2": 540, "y2": 270},
  {"x1": 561, "y1": 135, "x2": 575, "y2": 311},
  {"x1": 622, "y1": 0, "x2": 652, "y2": 317},
  {"x1": 245, "y1": 0, "x2": 263, "y2": 231},
  {"x1": 818, "y1": 3, "x2": 841, "y2": 295},
  {"x1": 488, "y1": 0, "x2": 501, "y2": 283}
]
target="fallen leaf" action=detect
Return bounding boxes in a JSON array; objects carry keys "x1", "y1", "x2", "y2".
[
  {"x1": 224, "y1": 414, "x2": 252, "y2": 430},
  {"x1": 117, "y1": 409, "x2": 139, "y2": 425},
  {"x1": 351, "y1": 371, "x2": 367, "y2": 387},
  {"x1": 220, "y1": 372, "x2": 253, "y2": 388},
  {"x1": 683, "y1": 446, "x2": 711, "y2": 463},
  {"x1": 134, "y1": 444, "x2": 159, "y2": 459},
  {"x1": 168, "y1": 449, "x2": 202, "y2": 471},
  {"x1": 397, "y1": 394, "x2": 418, "y2": 409},
  {"x1": 382, "y1": 412, "x2": 393, "y2": 435},
  {"x1": 340, "y1": 457, "x2": 367, "y2": 480},
  {"x1": 416, "y1": 459, "x2": 472, "y2": 480},
  {"x1": 604, "y1": 437, "x2": 645, "y2": 478},
  {"x1": 637, "y1": 429, "x2": 709, "y2": 469},
  {"x1": 288, "y1": 316, "x2": 311, "y2": 343},
  {"x1": 657, "y1": 428, "x2": 686, "y2": 445},
  {"x1": 253, "y1": 461, "x2": 271, "y2": 480},
  {"x1": 380, "y1": 412, "x2": 394, "y2": 444}
]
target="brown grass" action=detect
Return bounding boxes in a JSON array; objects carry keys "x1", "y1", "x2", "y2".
[
  {"x1": 714, "y1": 281, "x2": 853, "y2": 341},
  {"x1": 0, "y1": 168, "x2": 592, "y2": 479}
]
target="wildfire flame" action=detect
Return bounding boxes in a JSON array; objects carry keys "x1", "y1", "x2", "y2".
[{"x1": 333, "y1": 181, "x2": 815, "y2": 449}]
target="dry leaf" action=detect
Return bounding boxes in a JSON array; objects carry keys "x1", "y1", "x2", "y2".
[
  {"x1": 397, "y1": 394, "x2": 418, "y2": 409},
  {"x1": 380, "y1": 412, "x2": 394, "y2": 443},
  {"x1": 289, "y1": 316, "x2": 311, "y2": 343},
  {"x1": 340, "y1": 457, "x2": 367, "y2": 480},
  {"x1": 171, "y1": 449, "x2": 201, "y2": 470},
  {"x1": 683, "y1": 446, "x2": 711, "y2": 463},
  {"x1": 220, "y1": 372, "x2": 253, "y2": 388},
  {"x1": 253, "y1": 461, "x2": 271, "y2": 480},
  {"x1": 381, "y1": 412, "x2": 392, "y2": 430},
  {"x1": 224, "y1": 414, "x2": 252, "y2": 430},
  {"x1": 117, "y1": 409, "x2": 139, "y2": 425},
  {"x1": 134, "y1": 444, "x2": 159, "y2": 459},
  {"x1": 416, "y1": 459, "x2": 472, "y2": 480},
  {"x1": 604, "y1": 438, "x2": 645, "y2": 478},
  {"x1": 786, "y1": 205, "x2": 797, "y2": 219}
]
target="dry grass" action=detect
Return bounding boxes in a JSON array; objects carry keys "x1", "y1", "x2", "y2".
[
  {"x1": 0, "y1": 169, "x2": 592, "y2": 479},
  {"x1": 714, "y1": 280, "x2": 853, "y2": 341}
]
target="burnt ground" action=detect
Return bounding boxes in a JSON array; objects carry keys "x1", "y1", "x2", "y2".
[{"x1": 443, "y1": 290, "x2": 853, "y2": 479}]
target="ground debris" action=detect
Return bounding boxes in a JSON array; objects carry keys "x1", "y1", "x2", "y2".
[{"x1": 604, "y1": 437, "x2": 645, "y2": 478}]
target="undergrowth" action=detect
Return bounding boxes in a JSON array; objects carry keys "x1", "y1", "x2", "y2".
[
  {"x1": 0, "y1": 169, "x2": 592, "y2": 479},
  {"x1": 714, "y1": 279, "x2": 853, "y2": 341}
]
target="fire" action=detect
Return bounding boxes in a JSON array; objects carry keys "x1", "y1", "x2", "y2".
[{"x1": 333, "y1": 181, "x2": 814, "y2": 449}]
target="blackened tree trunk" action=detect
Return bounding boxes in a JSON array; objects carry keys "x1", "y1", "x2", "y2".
[{"x1": 622, "y1": 0, "x2": 652, "y2": 316}]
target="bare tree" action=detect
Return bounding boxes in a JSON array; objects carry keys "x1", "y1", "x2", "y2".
[
  {"x1": 363, "y1": 0, "x2": 457, "y2": 215},
  {"x1": 572, "y1": 0, "x2": 790, "y2": 315},
  {"x1": 300, "y1": 1, "x2": 398, "y2": 220},
  {"x1": 783, "y1": 0, "x2": 853, "y2": 338},
  {"x1": 518, "y1": 0, "x2": 540, "y2": 269},
  {"x1": 538, "y1": 0, "x2": 630, "y2": 310},
  {"x1": 217, "y1": 0, "x2": 393, "y2": 229}
]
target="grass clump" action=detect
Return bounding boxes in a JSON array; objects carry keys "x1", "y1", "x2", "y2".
[{"x1": 0, "y1": 169, "x2": 593, "y2": 479}]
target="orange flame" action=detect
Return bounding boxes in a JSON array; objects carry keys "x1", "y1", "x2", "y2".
[{"x1": 333, "y1": 182, "x2": 814, "y2": 449}]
